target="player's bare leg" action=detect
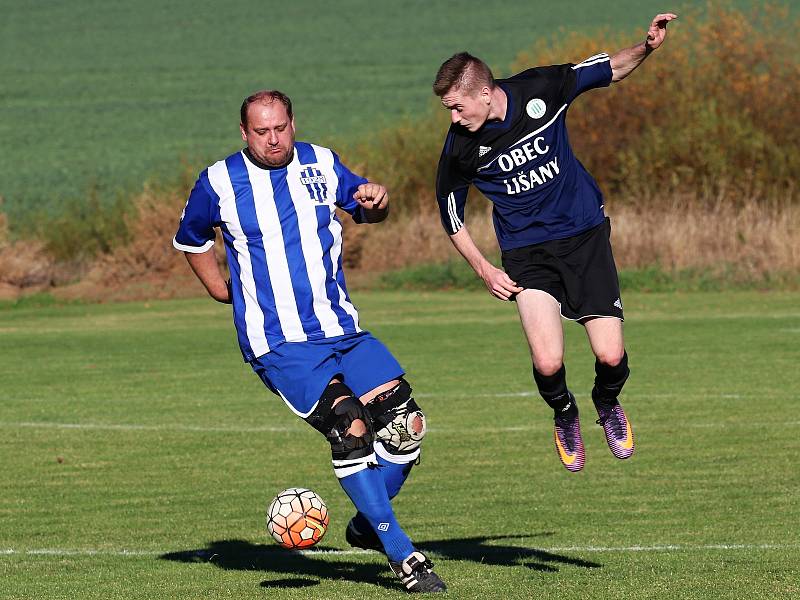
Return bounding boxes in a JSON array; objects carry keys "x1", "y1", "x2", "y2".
[
  {"x1": 583, "y1": 317, "x2": 635, "y2": 459},
  {"x1": 583, "y1": 317, "x2": 624, "y2": 367},
  {"x1": 516, "y1": 289, "x2": 564, "y2": 375},
  {"x1": 516, "y1": 289, "x2": 584, "y2": 471}
]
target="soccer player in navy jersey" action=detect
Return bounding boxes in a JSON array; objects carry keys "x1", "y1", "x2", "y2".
[
  {"x1": 433, "y1": 14, "x2": 677, "y2": 472},
  {"x1": 173, "y1": 90, "x2": 445, "y2": 593}
]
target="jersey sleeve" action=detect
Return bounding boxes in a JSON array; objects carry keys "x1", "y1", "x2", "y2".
[
  {"x1": 511, "y1": 56, "x2": 612, "y2": 105},
  {"x1": 435, "y1": 131, "x2": 471, "y2": 235},
  {"x1": 567, "y1": 53, "x2": 612, "y2": 102},
  {"x1": 332, "y1": 152, "x2": 369, "y2": 223},
  {"x1": 173, "y1": 169, "x2": 218, "y2": 253}
]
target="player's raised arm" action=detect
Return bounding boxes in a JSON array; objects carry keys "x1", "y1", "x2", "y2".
[{"x1": 610, "y1": 13, "x2": 677, "y2": 82}]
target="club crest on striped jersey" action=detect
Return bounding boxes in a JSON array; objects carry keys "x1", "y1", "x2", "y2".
[{"x1": 300, "y1": 166, "x2": 328, "y2": 202}]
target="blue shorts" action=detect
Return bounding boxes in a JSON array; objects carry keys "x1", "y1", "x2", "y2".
[{"x1": 249, "y1": 331, "x2": 404, "y2": 418}]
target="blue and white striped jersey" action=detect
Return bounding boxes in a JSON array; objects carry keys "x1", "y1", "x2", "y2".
[
  {"x1": 436, "y1": 54, "x2": 613, "y2": 250},
  {"x1": 173, "y1": 142, "x2": 367, "y2": 361}
]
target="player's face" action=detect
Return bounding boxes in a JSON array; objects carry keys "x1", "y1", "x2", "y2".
[
  {"x1": 441, "y1": 86, "x2": 491, "y2": 132},
  {"x1": 240, "y1": 101, "x2": 296, "y2": 167}
]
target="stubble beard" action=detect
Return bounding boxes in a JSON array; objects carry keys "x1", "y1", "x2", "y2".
[{"x1": 253, "y1": 142, "x2": 294, "y2": 168}]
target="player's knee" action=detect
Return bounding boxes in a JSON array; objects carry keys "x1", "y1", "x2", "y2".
[
  {"x1": 533, "y1": 357, "x2": 564, "y2": 377},
  {"x1": 595, "y1": 347, "x2": 625, "y2": 368},
  {"x1": 346, "y1": 415, "x2": 368, "y2": 438},
  {"x1": 367, "y1": 378, "x2": 426, "y2": 462},
  {"x1": 305, "y1": 382, "x2": 375, "y2": 478}
]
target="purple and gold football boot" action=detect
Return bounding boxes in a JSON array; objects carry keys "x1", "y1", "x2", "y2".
[
  {"x1": 593, "y1": 391, "x2": 635, "y2": 459},
  {"x1": 553, "y1": 393, "x2": 585, "y2": 472}
]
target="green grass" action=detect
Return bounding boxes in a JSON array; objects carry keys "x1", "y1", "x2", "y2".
[
  {"x1": 1, "y1": 290, "x2": 798, "y2": 598},
  {"x1": 379, "y1": 260, "x2": 800, "y2": 292},
  {"x1": 0, "y1": 0, "x2": 766, "y2": 226}
]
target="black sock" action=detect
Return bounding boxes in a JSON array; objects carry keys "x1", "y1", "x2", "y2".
[
  {"x1": 533, "y1": 365, "x2": 575, "y2": 414},
  {"x1": 593, "y1": 351, "x2": 629, "y2": 402}
]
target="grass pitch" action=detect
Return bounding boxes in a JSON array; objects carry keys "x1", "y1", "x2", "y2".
[
  {"x1": 1, "y1": 0, "x2": 769, "y2": 223},
  {"x1": 1, "y1": 291, "x2": 798, "y2": 599}
]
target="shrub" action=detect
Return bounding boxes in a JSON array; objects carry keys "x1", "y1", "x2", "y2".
[{"x1": 511, "y1": 2, "x2": 799, "y2": 204}]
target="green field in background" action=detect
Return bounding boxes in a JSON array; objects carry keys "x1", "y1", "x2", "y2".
[
  {"x1": 0, "y1": 0, "x2": 768, "y2": 225},
  {"x1": 1, "y1": 290, "x2": 798, "y2": 599}
]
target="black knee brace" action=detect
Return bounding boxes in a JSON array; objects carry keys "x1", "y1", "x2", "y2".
[
  {"x1": 367, "y1": 378, "x2": 426, "y2": 460},
  {"x1": 306, "y1": 382, "x2": 374, "y2": 478},
  {"x1": 593, "y1": 351, "x2": 630, "y2": 401}
]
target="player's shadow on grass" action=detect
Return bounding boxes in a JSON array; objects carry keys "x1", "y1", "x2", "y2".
[
  {"x1": 418, "y1": 533, "x2": 602, "y2": 572},
  {"x1": 161, "y1": 533, "x2": 600, "y2": 590},
  {"x1": 161, "y1": 540, "x2": 396, "y2": 591}
]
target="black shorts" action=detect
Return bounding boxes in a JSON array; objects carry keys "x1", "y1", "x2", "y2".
[{"x1": 501, "y1": 217, "x2": 624, "y2": 321}]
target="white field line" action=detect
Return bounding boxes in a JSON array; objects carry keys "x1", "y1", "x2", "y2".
[
  {"x1": 367, "y1": 312, "x2": 800, "y2": 326},
  {"x1": 4, "y1": 392, "x2": 796, "y2": 435},
  {"x1": 420, "y1": 392, "x2": 748, "y2": 400},
  {"x1": 1, "y1": 543, "x2": 798, "y2": 558},
  {"x1": 0, "y1": 422, "x2": 298, "y2": 433},
  {"x1": 4, "y1": 419, "x2": 797, "y2": 434},
  {"x1": 0, "y1": 549, "x2": 162, "y2": 556},
  {"x1": 1, "y1": 392, "x2": 750, "y2": 404},
  {"x1": 543, "y1": 543, "x2": 800, "y2": 553}
]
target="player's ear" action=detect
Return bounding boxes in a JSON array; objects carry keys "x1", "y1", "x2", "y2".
[
  {"x1": 480, "y1": 85, "x2": 492, "y2": 104},
  {"x1": 240, "y1": 122, "x2": 248, "y2": 142}
]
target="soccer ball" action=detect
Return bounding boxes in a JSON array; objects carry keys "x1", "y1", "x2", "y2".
[{"x1": 266, "y1": 487, "x2": 329, "y2": 549}]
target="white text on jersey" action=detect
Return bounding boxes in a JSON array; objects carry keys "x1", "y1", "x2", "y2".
[
  {"x1": 496, "y1": 137, "x2": 550, "y2": 172},
  {"x1": 503, "y1": 157, "x2": 560, "y2": 195}
]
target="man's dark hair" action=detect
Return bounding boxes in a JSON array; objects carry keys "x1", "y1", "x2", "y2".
[
  {"x1": 240, "y1": 90, "x2": 293, "y2": 126},
  {"x1": 433, "y1": 52, "x2": 495, "y2": 97}
]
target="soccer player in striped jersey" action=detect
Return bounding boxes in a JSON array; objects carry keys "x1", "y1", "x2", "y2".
[
  {"x1": 173, "y1": 90, "x2": 445, "y2": 593},
  {"x1": 433, "y1": 14, "x2": 677, "y2": 472}
]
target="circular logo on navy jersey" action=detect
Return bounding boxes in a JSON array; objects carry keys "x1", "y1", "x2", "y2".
[{"x1": 526, "y1": 98, "x2": 547, "y2": 119}]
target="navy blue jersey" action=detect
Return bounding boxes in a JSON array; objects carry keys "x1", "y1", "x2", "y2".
[{"x1": 435, "y1": 54, "x2": 613, "y2": 250}]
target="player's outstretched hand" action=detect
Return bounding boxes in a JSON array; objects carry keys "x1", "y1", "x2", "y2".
[
  {"x1": 645, "y1": 13, "x2": 677, "y2": 51},
  {"x1": 482, "y1": 264, "x2": 523, "y2": 301},
  {"x1": 353, "y1": 183, "x2": 389, "y2": 210}
]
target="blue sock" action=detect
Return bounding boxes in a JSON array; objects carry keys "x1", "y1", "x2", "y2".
[
  {"x1": 338, "y1": 466, "x2": 415, "y2": 562},
  {"x1": 352, "y1": 455, "x2": 414, "y2": 536},
  {"x1": 379, "y1": 455, "x2": 415, "y2": 498}
]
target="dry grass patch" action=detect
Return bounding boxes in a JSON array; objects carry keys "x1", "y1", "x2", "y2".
[
  {"x1": 345, "y1": 196, "x2": 800, "y2": 288},
  {"x1": 610, "y1": 199, "x2": 800, "y2": 278}
]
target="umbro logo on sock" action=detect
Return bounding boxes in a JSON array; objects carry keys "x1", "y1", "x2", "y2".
[{"x1": 377, "y1": 522, "x2": 390, "y2": 531}]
